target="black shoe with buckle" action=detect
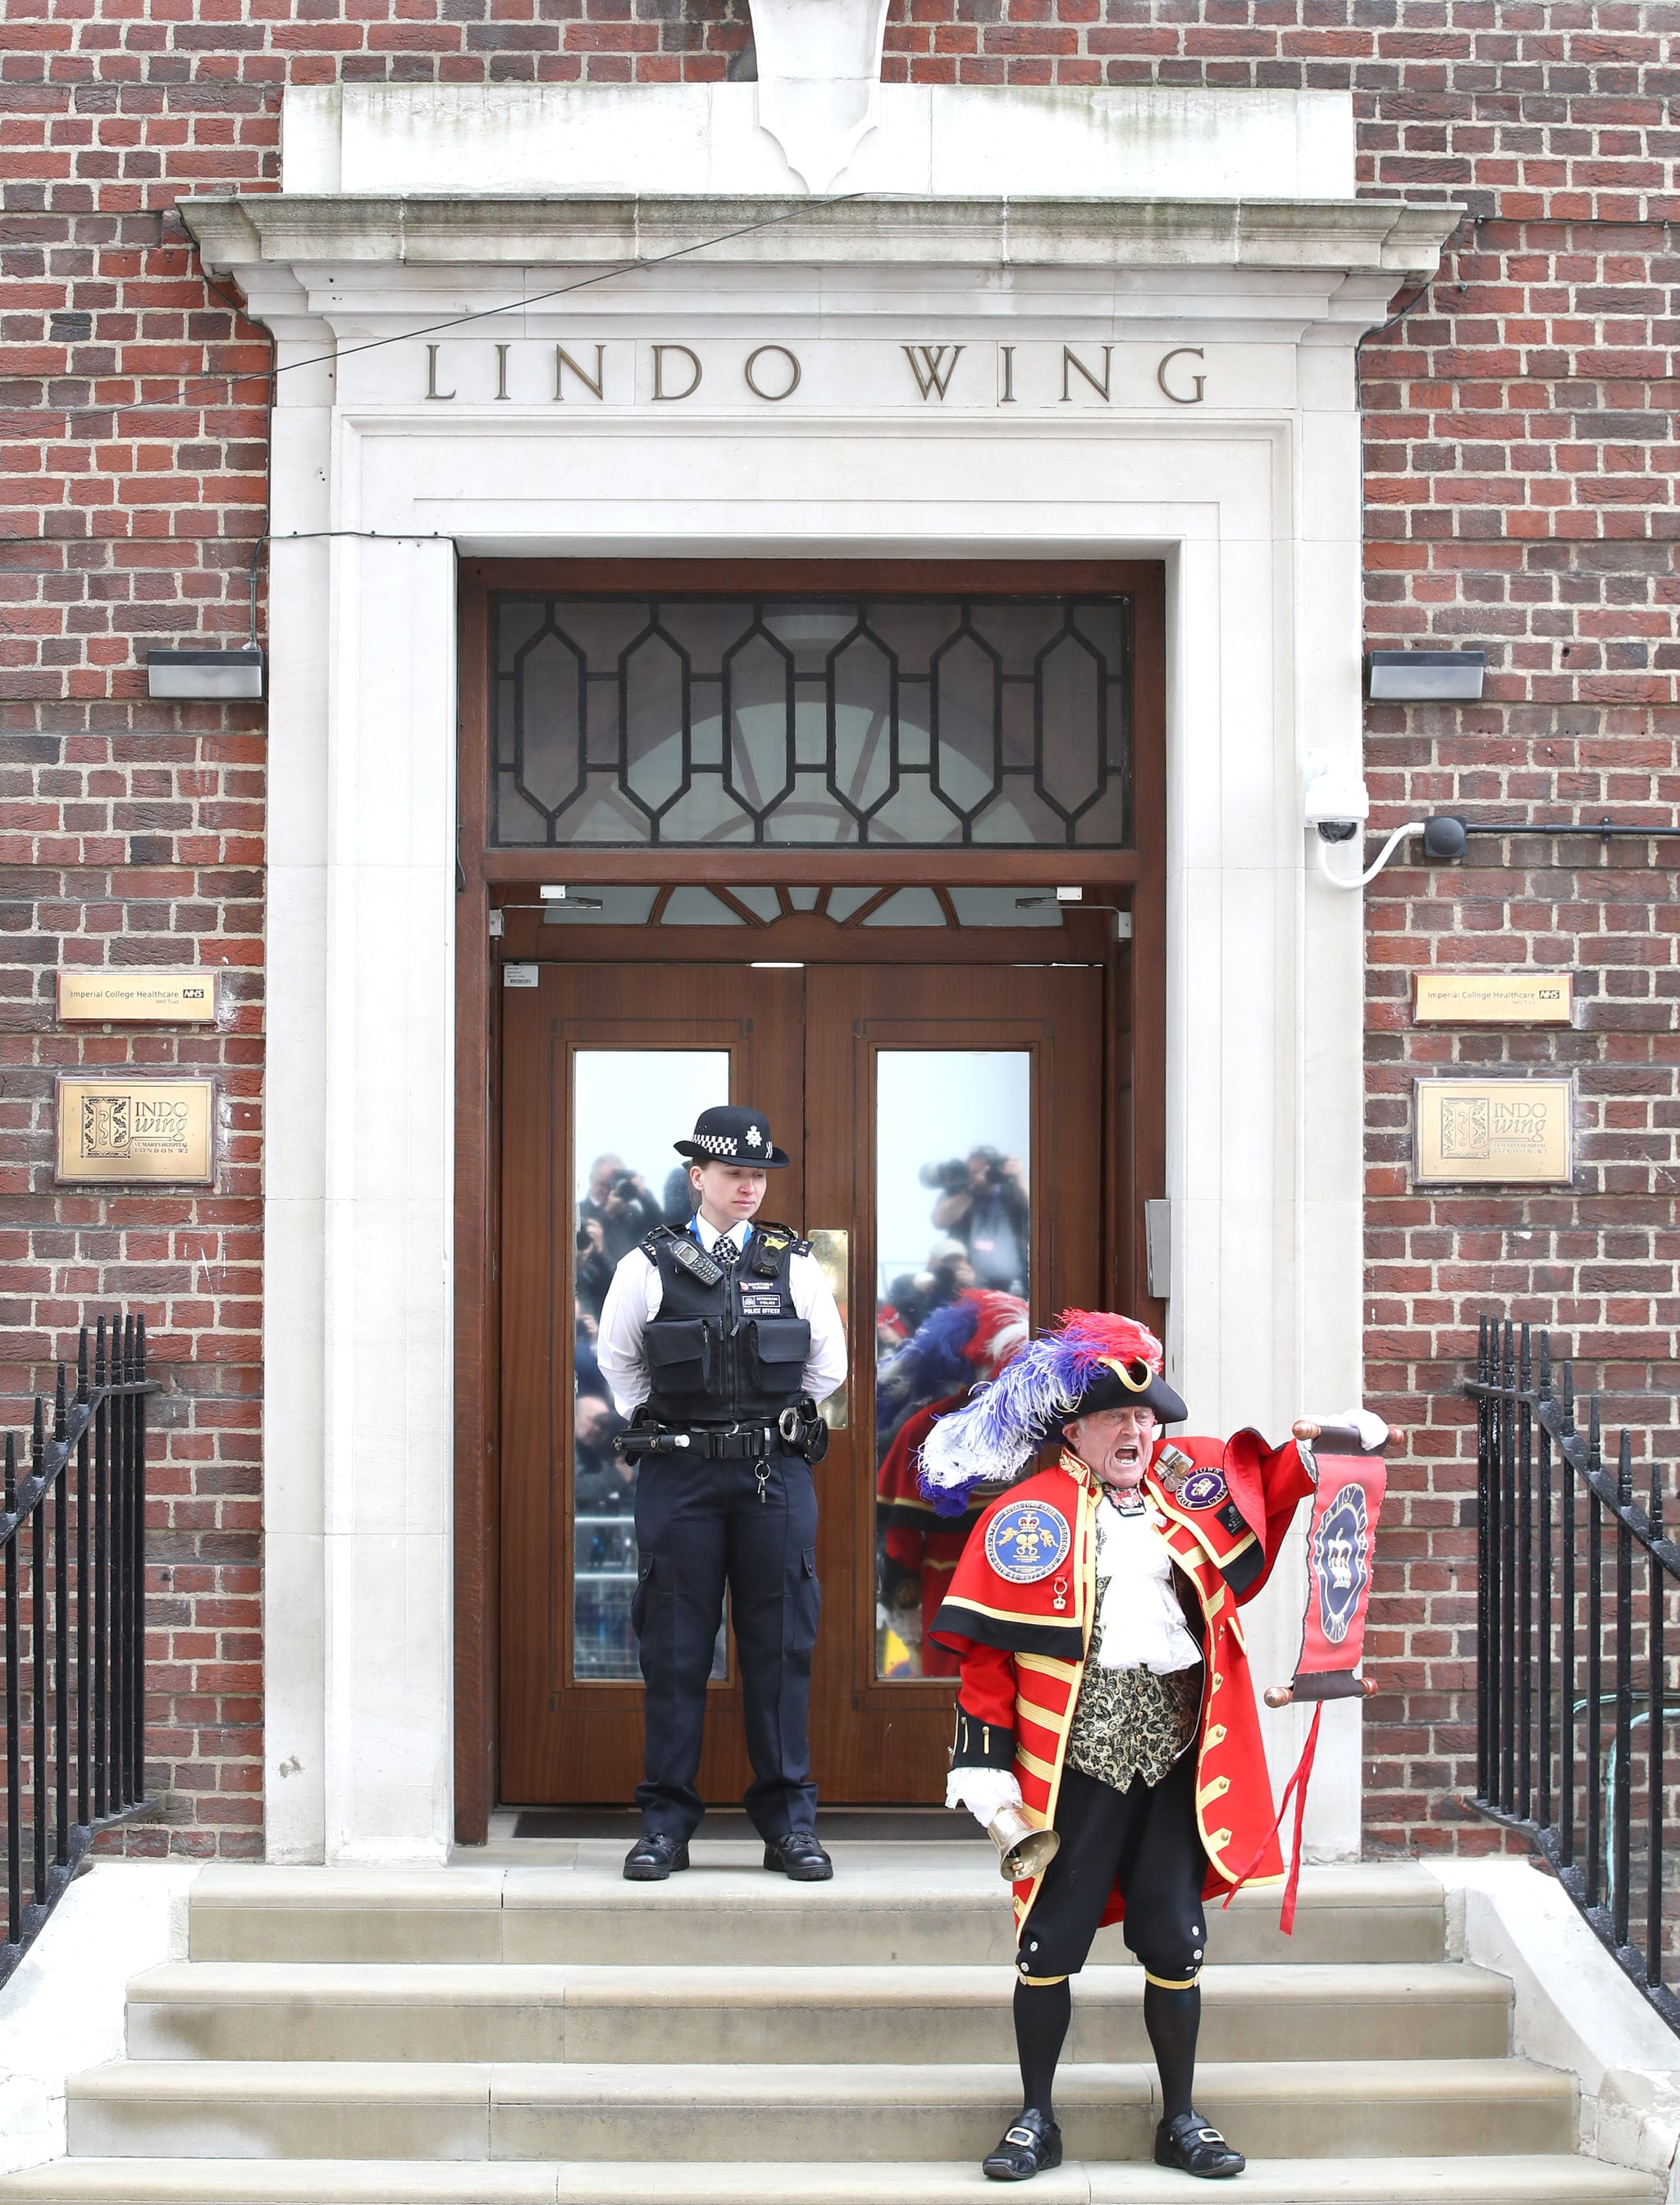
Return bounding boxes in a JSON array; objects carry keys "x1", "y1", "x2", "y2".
[
  {"x1": 984, "y1": 2107, "x2": 1062, "y2": 2181},
  {"x1": 1154, "y1": 2110, "x2": 1245, "y2": 2178},
  {"x1": 761, "y1": 1829, "x2": 834, "y2": 1881},
  {"x1": 623, "y1": 1832, "x2": 690, "y2": 1882}
]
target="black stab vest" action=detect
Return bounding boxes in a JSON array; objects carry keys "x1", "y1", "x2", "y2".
[{"x1": 643, "y1": 1224, "x2": 812, "y2": 1426}]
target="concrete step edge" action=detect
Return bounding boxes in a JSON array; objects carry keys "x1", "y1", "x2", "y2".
[
  {"x1": 0, "y1": 2159, "x2": 1655, "y2": 2205},
  {"x1": 66, "y1": 2056, "x2": 1571, "y2": 2107},
  {"x1": 123, "y1": 1958, "x2": 1509, "y2": 2009},
  {"x1": 185, "y1": 1863, "x2": 1445, "y2": 1913}
]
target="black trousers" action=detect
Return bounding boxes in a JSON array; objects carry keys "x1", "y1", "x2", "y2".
[
  {"x1": 1016, "y1": 1755, "x2": 1209, "y2": 1985},
  {"x1": 630, "y1": 1449, "x2": 820, "y2": 1843}
]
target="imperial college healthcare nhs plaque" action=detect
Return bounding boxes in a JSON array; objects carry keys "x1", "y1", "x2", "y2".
[
  {"x1": 1412, "y1": 972, "x2": 1573, "y2": 1026},
  {"x1": 57, "y1": 970, "x2": 217, "y2": 1025}
]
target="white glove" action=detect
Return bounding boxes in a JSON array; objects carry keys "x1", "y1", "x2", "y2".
[
  {"x1": 1334, "y1": 1407, "x2": 1390, "y2": 1450},
  {"x1": 946, "y1": 1766, "x2": 1022, "y2": 1828}
]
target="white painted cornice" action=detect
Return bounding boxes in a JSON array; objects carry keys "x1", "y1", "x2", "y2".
[{"x1": 185, "y1": 192, "x2": 1457, "y2": 288}]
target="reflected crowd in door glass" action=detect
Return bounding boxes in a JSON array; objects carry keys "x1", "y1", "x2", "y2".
[
  {"x1": 572, "y1": 1051, "x2": 728, "y2": 1682},
  {"x1": 874, "y1": 1052, "x2": 1033, "y2": 1682}
]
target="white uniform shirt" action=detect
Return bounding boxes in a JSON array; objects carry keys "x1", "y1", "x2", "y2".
[
  {"x1": 596, "y1": 1215, "x2": 848, "y2": 1420},
  {"x1": 1091, "y1": 1495, "x2": 1204, "y2": 1674}
]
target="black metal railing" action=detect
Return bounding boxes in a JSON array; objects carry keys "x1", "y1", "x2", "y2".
[
  {"x1": 1, "y1": 1315, "x2": 157, "y2": 1989},
  {"x1": 1468, "y1": 1313, "x2": 1680, "y2": 2030}
]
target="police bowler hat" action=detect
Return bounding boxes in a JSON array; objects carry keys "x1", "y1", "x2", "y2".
[{"x1": 675, "y1": 1105, "x2": 790, "y2": 1170}]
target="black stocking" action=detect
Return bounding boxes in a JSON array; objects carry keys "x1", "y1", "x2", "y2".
[
  {"x1": 1144, "y1": 1979, "x2": 1200, "y2": 2124},
  {"x1": 1013, "y1": 1978, "x2": 1071, "y2": 2121}
]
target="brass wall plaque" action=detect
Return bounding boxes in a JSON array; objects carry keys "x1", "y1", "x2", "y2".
[
  {"x1": 1413, "y1": 972, "x2": 1573, "y2": 1026},
  {"x1": 1414, "y1": 1078, "x2": 1573, "y2": 1186},
  {"x1": 56, "y1": 1076, "x2": 215, "y2": 1185},
  {"x1": 58, "y1": 970, "x2": 217, "y2": 1025}
]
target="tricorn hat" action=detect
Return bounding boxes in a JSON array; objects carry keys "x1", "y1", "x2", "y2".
[
  {"x1": 1065, "y1": 1351, "x2": 1187, "y2": 1427},
  {"x1": 674, "y1": 1104, "x2": 790, "y2": 1170}
]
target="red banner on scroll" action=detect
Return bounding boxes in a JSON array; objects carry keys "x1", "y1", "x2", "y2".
[
  {"x1": 1293, "y1": 1445, "x2": 1386, "y2": 1696},
  {"x1": 1225, "y1": 1427, "x2": 1387, "y2": 1933}
]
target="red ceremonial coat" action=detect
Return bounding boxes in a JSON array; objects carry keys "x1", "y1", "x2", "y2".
[{"x1": 929, "y1": 1430, "x2": 1312, "y2": 1934}]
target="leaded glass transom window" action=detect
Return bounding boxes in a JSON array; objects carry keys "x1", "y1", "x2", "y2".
[{"x1": 490, "y1": 593, "x2": 1133, "y2": 848}]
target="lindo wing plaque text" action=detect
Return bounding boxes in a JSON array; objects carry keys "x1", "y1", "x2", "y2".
[
  {"x1": 1414, "y1": 1078, "x2": 1573, "y2": 1186},
  {"x1": 1413, "y1": 973, "x2": 1573, "y2": 1026},
  {"x1": 57, "y1": 1076, "x2": 215, "y2": 1185}
]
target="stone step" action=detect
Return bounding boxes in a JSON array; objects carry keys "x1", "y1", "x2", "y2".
[
  {"x1": 0, "y1": 2162, "x2": 1657, "y2": 2205},
  {"x1": 186, "y1": 1860, "x2": 1446, "y2": 1968},
  {"x1": 123, "y1": 1960, "x2": 1509, "y2": 2066},
  {"x1": 64, "y1": 2057, "x2": 1573, "y2": 2163}
]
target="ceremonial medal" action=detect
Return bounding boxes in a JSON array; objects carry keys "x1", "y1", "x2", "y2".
[{"x1": 1154, "y1": 1442, "x2": 1195, "y2": 1495}]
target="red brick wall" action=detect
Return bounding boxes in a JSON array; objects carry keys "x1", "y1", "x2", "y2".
[
  {"x1": 0, "y1": 701, "x2": 267, "y2": 1856},
  {"x1": 3, "y1": 0, "x2": 1673, "y2": 1856}
]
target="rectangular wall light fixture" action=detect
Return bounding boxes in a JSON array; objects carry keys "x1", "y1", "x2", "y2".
[
  {"x1": 1366, "y1": 649, "x2": 1486, "y2": 701},
  {"x1": 145, "y1": 648, "x2": 265, "y2": 701}
]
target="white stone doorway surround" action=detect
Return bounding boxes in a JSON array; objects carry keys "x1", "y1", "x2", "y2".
[{"x1": 185, "y1": 106, "x2": 1456, "y2": 1865}]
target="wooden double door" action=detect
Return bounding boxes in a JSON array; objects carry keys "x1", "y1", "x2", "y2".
[{"x1": 498, "y1": 958, "x2": 1105, "y2": 1806}]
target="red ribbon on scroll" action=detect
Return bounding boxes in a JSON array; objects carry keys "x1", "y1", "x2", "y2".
[{"x1": 1224, "y1": 1423, "x2": 1387, "y2": 1933}]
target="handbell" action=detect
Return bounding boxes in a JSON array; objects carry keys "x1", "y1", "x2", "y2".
[{"x1": 987, "y1": 1802, "x2": 1061, "y2": 1883}]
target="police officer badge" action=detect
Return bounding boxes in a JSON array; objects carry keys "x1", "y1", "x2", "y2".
[{"x1": 984, "y1": 1499, "x2": 1072, "y2": 1585}]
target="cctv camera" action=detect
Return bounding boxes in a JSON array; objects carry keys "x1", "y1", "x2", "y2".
[{"x1": 1303, "y1": 765, "x2": 1371, "y2": 843}]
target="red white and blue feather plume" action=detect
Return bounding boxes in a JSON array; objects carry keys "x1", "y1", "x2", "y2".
[{"x1": 916, "y1": 1310, "x2": 1163, "y2": 1516}]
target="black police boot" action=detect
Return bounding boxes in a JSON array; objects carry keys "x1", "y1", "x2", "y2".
[
  {"x1": 1154, "y1": 2110, "x2": 1245, "y2": 2178},
  {"x1": 762, "y1": 1829, "x2": 833, "y2": 1881},
  {"x1": 623, "y1": 1832, "x2": 690, "y2": 1882},
  {"x1": 983, "y1": 2107, "x2": 1062, "y2": 2181}
]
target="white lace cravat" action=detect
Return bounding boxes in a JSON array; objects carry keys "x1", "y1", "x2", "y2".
[{"x1": 1093, "y1": 1497, "x2": 1204, "y2": 1674}]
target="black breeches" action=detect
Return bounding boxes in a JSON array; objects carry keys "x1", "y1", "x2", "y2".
[
  {"x1": 1016, "y1": 1755, "x2": 1210, "y2": 1985},
  {"x1": 630, "y1": 1449, "x2": 819, "y2": 1843}
]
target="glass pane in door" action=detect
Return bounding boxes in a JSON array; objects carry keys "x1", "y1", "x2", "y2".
[
  {"x1": 572, "y1": 1048, "x2": 728, "y2": 1679},
  {"x1": 873, "y1": 1051, "x2": 1032, "y2": 1679}
]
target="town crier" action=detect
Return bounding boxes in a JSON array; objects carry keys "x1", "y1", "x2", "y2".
[{"x1": 921, "y1": 1310, "x2": 1380, "y2": 2183}]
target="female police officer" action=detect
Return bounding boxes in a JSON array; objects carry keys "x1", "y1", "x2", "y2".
[{"x1": 597, "y1": 1105, "x2": 847, "y2": 1883}]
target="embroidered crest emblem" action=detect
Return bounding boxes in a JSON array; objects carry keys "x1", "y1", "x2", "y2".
[
  {"x1": 1178, "y1": 1467, "x2": 1229, "y2": 1511},
  {"x1": 984, "y1": 1500, "x2": 1072, "y2": 1585},
  {"x1": 746, "y1": 1125, "x2": 763, "y2": 1148},
  {"x1": 1312, "y1": 1481, "x2": 1372, "y2": 1646}
]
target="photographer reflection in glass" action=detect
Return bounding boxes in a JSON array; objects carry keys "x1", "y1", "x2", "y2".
[
  {"x1": 578, "y1": 1153, "x2": 664, "y2": 1317},
  {"x1": 924, "y1": 1146, "x2": 1030, "y2": 1296}
]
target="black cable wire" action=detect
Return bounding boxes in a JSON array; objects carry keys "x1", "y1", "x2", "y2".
[
  {"x1": 10, "y1": 192, "x2": 865, "y2": 424},
  {"x1": 0, "y1": 530, "x2": 485, "y2": 696},
  {"x1": 10, "y1": 190, "x2": 864, "y2": 637},
  {"x1": 1354, "y1": 211, "x2": 1476, "y2": 381}
]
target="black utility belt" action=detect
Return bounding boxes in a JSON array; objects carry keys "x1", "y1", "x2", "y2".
[{"x1": 616, "y1": 1410, "x2": 828, "y2": 1464}]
